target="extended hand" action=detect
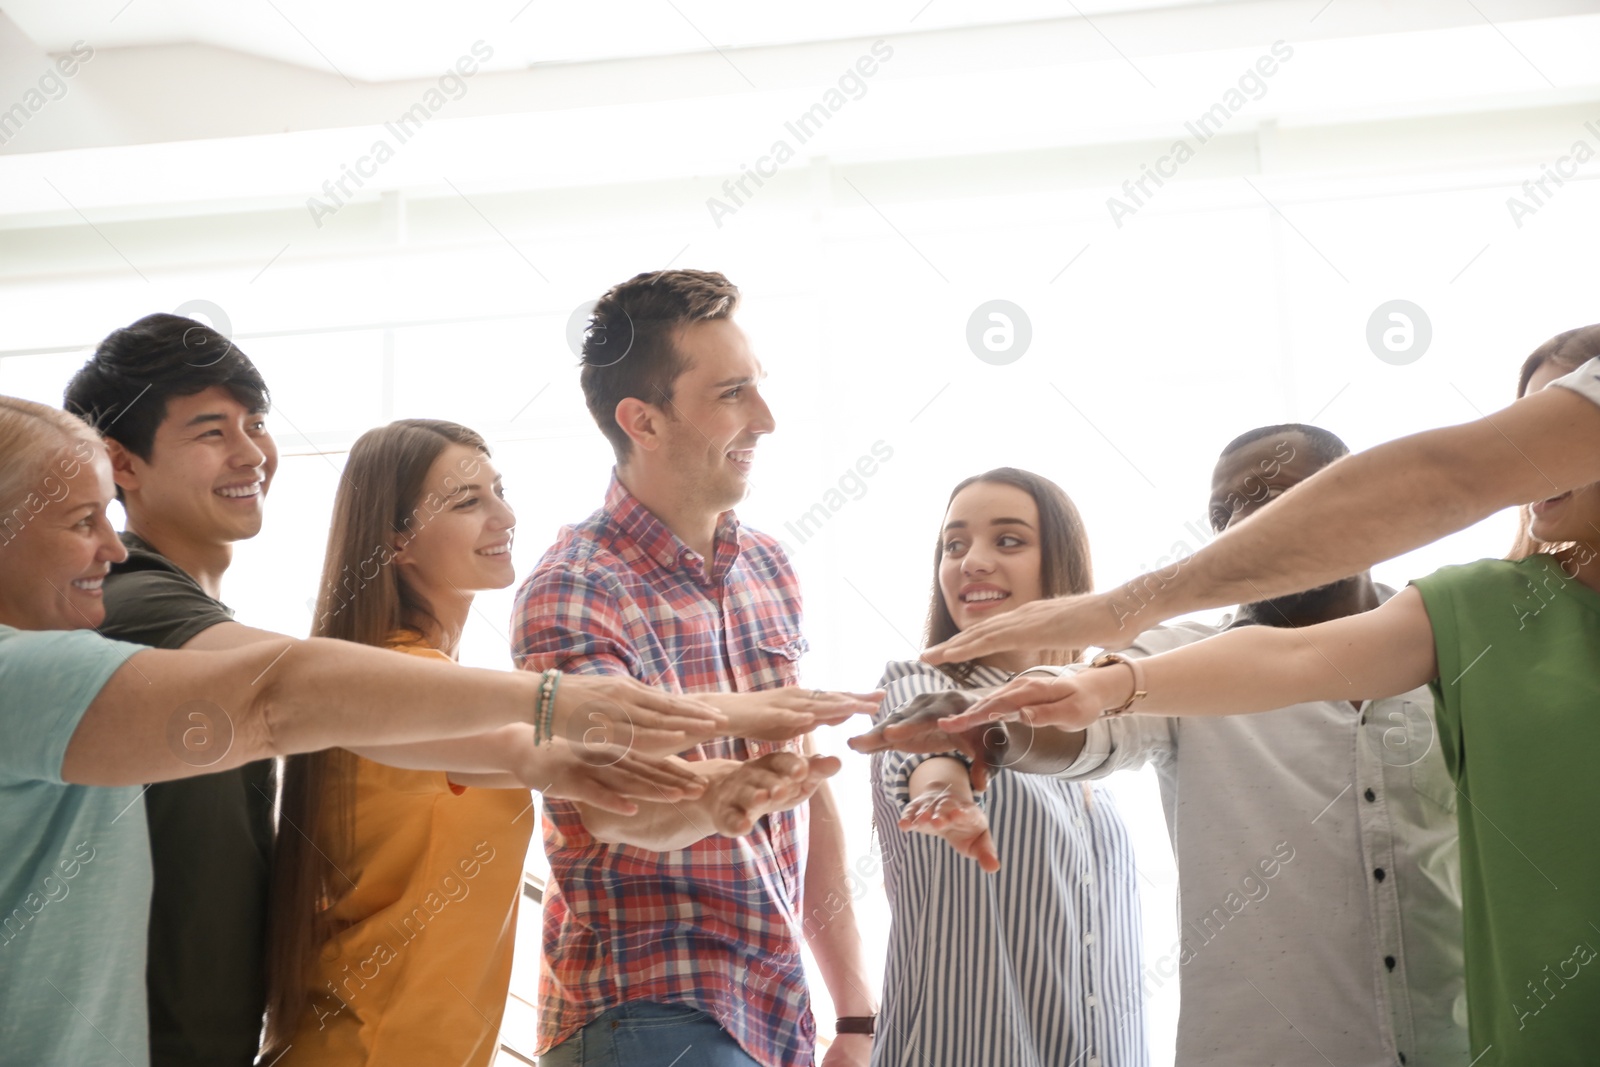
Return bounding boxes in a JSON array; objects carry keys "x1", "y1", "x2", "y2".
[
  {"x1": 550, "y1": 674, "x2": 726, "y2": 757},
  {"x1": 520, "y1": 748, "x2": 708, "y2": 815},
  {"x1": 920, "y1": 591, "x2": 1135, "y2": 667},
  {"x1": 712, "y1": 689, "x2": 883, "y2": 742},
  {"x1": 819, "y1": 1032, "x2": 873, "y2": 1067},
  {"x1": 709, "y1": 751, "x2": 841, "y2": 836},
  {"x1": 900, "y1": 783, "x2": 1000, "y2": 872},
  {"x1": 936, "y1": 673, "x2": 1109, "y2": 734},
  {"x1": 848, "y1": 689, "x2": 1000, "y2": 791}
]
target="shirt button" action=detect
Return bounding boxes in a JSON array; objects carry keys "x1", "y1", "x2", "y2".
[
  {"x1": 1374, "y1": 868, "x2": 1387, "y2": 882},
  {"x1": 1086, "y1": 995, "x2": 1099, "y2": 1007},
  {"x1": 1088, "y1": 1057, "x2": 1102, "y2": 1067},
  {"x1": 1083, "y1": 933, "x2": 1096, "y2": 945},
  {"x1": 1364, "y1": 788, "x2": 1376, "y2": 802},
  {"x1": 1385, "y1": 955, "x2": 1396, "y2": 971}
]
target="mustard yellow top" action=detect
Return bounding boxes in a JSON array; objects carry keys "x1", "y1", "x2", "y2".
[{"x1": 281, "y1": 639, "x2": 535, "y2": 1067}]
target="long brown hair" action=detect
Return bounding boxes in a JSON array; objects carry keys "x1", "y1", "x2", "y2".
[
  {"x1": 924, "y1": 467, "x2": 1093, "y2": 686},
  {"x1": 1507, "y1": 325, "x2": 1600, "y2": 560},
  {"x1": 262, "y1": 419, "x2": 490, "y2": 1055}
]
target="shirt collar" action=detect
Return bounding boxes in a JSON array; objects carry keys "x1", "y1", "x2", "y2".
[{"x1": 603, "y1": 470, "x2": 743, "y2": 582}]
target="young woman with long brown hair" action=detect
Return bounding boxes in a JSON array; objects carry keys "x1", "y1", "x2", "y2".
[
  {"x1": 863, "y1": 467, "x2": 1147, "y2": 1067},
  {"x1": 265, "y1": 419, "x2": 602, "y2": 1065}
]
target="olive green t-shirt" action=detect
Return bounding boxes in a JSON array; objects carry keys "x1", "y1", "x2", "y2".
[
  {"x1": 1413, "y1": 556, "x2": 1600, "y2": 1066},
  {"x1": 100, "y1": 533, "x2": 274, "y2": 1067}
]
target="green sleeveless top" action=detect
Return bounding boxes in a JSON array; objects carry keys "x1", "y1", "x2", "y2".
[{"x1": 1413, "y1": 555, "x2": 1600, "y2": 1066}]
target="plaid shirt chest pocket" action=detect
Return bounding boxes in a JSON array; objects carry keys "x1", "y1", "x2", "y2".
[
  {"x1": 739, "y1": 632, "x2": 810, "y2": 762},
  {"x1": 750, "y1": 632, "x2": 808, "y2": 688},
  {"x1": 724, "y1": 566, "x2": 808, "y2": 692}
]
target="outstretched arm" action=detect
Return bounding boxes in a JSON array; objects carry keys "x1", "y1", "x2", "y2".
[
  {"x1": 184, "y1": 618, "x2": 685, "y2": 781},
  {"x1": 925, "y1": 382, "x2": 1600, "y2": 664},
  {"x1": 61, "y1": 637, "x2": 721, "y2": 787},
  {"x1": 940, "y1": 586, "x2": 1439, "y2": 732}
]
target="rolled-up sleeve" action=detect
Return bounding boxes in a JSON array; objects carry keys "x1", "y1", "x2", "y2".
[
  {"x1": 511, "y1": 562, "x2": 642, "y2": 679},
  {"x1": 1019, "y1": 651, "x2": 1179, "y2": 781}
]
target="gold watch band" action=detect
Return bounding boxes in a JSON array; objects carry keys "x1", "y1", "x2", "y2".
[{"x1": 1089, "y1": 652, "x2": 1147, "y2": 716}]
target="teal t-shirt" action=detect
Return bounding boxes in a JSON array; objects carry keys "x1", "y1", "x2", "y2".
[
  {"x1": 0, "y1": 624, "x2": 155, "y2": 1067},
  {"x1": 1413, "y1": 556, "x2": 1600, "y2": 1066}
]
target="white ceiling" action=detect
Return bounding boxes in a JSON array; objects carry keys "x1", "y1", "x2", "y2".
[
  {"x1": 3, "y1": 0, "x2": 1599, "y2": 220},
  {"x1": 2, "y1": 0, "x2": 1218, "y2": 81}
]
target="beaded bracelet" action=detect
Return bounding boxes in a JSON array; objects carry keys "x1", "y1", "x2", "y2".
[
  {"x1": 533, "y1": 669, "x2": 549, "y2": 745},
  {"x1": 536, "y1": 669, "x2": 561, "y2": 745}
]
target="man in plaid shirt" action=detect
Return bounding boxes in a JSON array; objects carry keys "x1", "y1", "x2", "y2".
[{"x1": 512, "y1": 270, "x2": 880, "y2": 1067}]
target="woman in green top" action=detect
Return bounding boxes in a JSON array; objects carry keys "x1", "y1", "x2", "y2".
[{"x1": 938, "y1": 327, "x2": 1600, "y2": 1065}]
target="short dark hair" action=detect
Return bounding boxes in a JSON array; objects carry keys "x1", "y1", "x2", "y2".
[
  {"x1": 1210, "y1": 423, "x2": 1350, "y2": 533},
  {"x1": 1217, "y1": 422, "x2": 1348, "y2": 471},
  {"x1": 63, "y1": 313, "x2": 270, "y2": 461},
  {"x1": 578, "y1": 269, "x2": 740, "y2": 462}
]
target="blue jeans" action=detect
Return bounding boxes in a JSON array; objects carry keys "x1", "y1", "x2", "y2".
[{"x1": 540, "y1": 1001, "x2": 763, "y2": 1067}]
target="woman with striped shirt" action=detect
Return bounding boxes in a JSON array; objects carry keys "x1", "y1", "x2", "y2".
[{"x1": 868, "y1": 467, "x2": 1147, "y2": 1067}]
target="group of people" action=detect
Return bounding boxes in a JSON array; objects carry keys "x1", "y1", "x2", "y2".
[{"x1": 0, "y1": 267, "x2": 1596, "y2": 1067}]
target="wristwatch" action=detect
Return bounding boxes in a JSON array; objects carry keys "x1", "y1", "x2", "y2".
[
  {"x1": 1089, "y1": 652, "x2": 1147, "y2": 716},
  {"x1": 835, "y1": 1016, "x2": 876, "y2": 1036}
]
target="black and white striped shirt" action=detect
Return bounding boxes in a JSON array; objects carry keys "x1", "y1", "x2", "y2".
[{"x1": 870, "y1": 660, "x2": 1149, "y2": 1067}]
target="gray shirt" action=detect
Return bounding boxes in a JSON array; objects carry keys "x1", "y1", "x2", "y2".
[{"x1": 1040, "y1": 595, "x2": 1467, "y2": 1066}]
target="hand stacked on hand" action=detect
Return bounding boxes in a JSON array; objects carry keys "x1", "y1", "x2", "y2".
[
  {"x1": 848, "y1": 668, "x2": 1126, "y2": 870},
  {"x1": 707, "y1": 751, "x2": 842, "y2": 836},
  {"x1": 708, "y1": 688, "x2": 884, "y2": 742},
  {"x1": 525, "y1": 677, "x2": 878, "y2": 819},
  {"x1": 935, "y1": 671, "x2": 1118, "y2": 734},
  {"x1": 848, "y1": 688, "x2": 1002, "y2": 790}
]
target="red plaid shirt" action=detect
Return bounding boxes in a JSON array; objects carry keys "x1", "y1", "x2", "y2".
[{"x1": 510, "y1": 473, "x2": 815, "y2": 1067}]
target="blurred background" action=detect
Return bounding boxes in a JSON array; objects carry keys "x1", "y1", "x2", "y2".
[{"x1": 4, "y1": 1, "x2": 1599, "y2": 1061}]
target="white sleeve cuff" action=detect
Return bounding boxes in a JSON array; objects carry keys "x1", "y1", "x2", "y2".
[{"x1": 1056, "y1": 721, "x2": 1112, "y2": 778}]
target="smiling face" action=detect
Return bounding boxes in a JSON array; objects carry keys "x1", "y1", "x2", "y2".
[
  {"x1": 0, "y1": 444, "x2": 128, "y2": 631},
  {"x1": 392, "y1": 443, "x2": 517, "y2": 599},
  {"x1": 113, "y1": 384, "x2": 278, "y2": 545},
  {"x1": 642, "y1": 317, "x2": 775, "y2": 514},
  {"x1": 1525, "y1": 361, "x2": 1600, "y2": 547},
  {"x1": 938, "y1": 480, "x2": 1045, "y2": 633}
]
